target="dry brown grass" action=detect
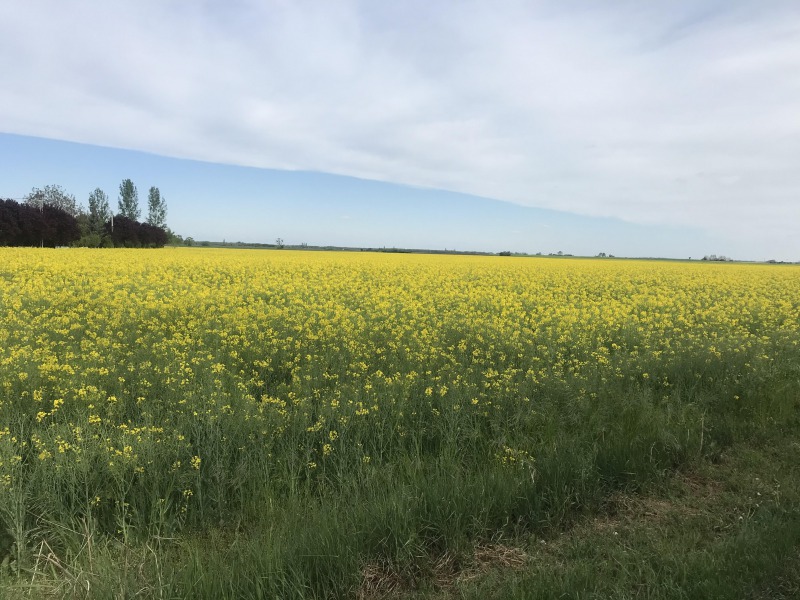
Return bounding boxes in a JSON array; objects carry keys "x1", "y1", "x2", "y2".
[
  {"x1": 357, "y1": 560, "x2": 407, "y2": 600},
  {"x1": 356, "y1": 543, "x2": 529, "y2": 599}
]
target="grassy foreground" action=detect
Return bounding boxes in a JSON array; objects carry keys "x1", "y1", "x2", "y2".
[
  {"x1": 428, "y1": 421, "x2": 800, "y2": 599},
  {"x1": 1, "y1": 248, "x2": 799, "y2": 598}
]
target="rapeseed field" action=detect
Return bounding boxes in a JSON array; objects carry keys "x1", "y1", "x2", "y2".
[{"x1": 1, "y1": 248, "x2": 798, "y2": 598}]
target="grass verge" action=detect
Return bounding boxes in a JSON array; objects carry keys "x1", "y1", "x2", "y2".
[{"x1": 409, "y1": 427, "x2": 800, "y2": 599}]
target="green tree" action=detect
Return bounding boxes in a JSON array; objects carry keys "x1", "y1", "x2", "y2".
[
  {"x1": 118, "y1": 179, "x2": 140, "y2": 220},
  {"x1": 87, "y1": 188, "x2": 110, "y2": 235},
  {"x1": 25, "y1": 184, "x2": 79, "y2": 217},
  {"x1": 147, "y1": 187, "x2": 167, "y2": 229}
]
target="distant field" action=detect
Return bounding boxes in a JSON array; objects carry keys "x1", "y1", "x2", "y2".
[{"x1": 1, "y1": 248, "x2": 799, "y2": 598}]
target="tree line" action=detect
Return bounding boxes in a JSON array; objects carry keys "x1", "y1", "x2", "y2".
[{"x1": 0, "y1": 180, "x2": 176, "y2": 248}]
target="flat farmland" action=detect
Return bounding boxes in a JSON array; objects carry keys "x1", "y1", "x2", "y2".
[{"x1": 1, "y1": 248, "x2": 799, "y2": 598}]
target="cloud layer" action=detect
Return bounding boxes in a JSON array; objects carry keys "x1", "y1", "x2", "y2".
[{"x1": 2, "y1": 1, "x2": 799, "y2": 254}]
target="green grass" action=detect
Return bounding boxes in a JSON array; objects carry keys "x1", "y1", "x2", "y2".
[
  {"x1": 2, "y1": 367, "x2": 798, "y2": 599},
  {"x1": 448, "y1": 432, "x2": 800, "y2": 600}
]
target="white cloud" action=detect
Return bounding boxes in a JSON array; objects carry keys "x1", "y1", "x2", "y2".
[{"x1": 1, "y1": 0, "x2": 799, "y2": 253}]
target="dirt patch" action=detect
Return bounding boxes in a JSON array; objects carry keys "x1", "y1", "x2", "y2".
[
  {"x1": 457, "y1": 543, "x2": 528, "y2": 583},
  {"x1": 357, "y1": 543, "x2": 529, "y2": 599},
  {"x1": 677, "y1": 471, "x2": 724, "y2": 501},
  {"x1": 357, "y1": 560, "x2": 406, "y2": 600}
]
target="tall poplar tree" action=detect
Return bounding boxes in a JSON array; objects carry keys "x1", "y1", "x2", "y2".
[
  {"x1": 87, "y1": 188, "x2": 110, "y2": 234},
  {"x1": 118, "y1": 179, "x2": 140, "y2": 220},
  {"x1": 147, "y1": 186, "x2": 167, "y2": 229}
]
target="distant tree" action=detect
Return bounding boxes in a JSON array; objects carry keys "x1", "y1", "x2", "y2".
[
  {"x1": 0, "y1": 198, "x2": 79, "y2": 246},
  {"x1": 74, "y1": 213, "x2": 94, "y2": 246},
  {"x1": 25, "y1": 185, "x2": 79, "y2": 218},
  {"x1": 165, "y1": 228, "x2": 183, "y2": 245},
  {"x1": 118, "y1": 179, "x2": 140, "y2": 220},
  {"x1": 702, "y1": 254, "x2": 731, "y2": 262},
  {"x1": 89, "y1": 188, "x2": 111, "y2": 233},
  {"x1": 21, "y1": 205, "x2": 47, "y2": 246},
  {"x1": 107, "y1": 215, "x2": 139, "y2": 247},
  {"x1": 140, "y1": 222, "x2": 169, "y2": 247},
  {"x1": 105, "y1": 215, "x2": 168, "y2": 248},
  {"x1": 42, "y1": 204, "x2": 81, "y2": 246},
  {"x1": 275, "y1": 237, "x2": 284, "y2": 249},
  {"x1": 87, "y1": 188, "x2": 110, "y2": 235},
  {"x1": 0, "y1": 199, "x2": 24, "y2": 245},
  {"x1": 147, "y1": 186, "x2": 167, "y2": 229}
]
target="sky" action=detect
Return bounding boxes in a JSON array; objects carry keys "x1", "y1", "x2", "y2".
[{"x1": 1, "y1": 1, "x2": 798, "y2": 260}]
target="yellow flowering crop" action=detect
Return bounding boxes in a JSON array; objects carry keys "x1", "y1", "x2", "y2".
[{"x1": 0, "y1": 247, "x2": 798, "y2": 537}]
